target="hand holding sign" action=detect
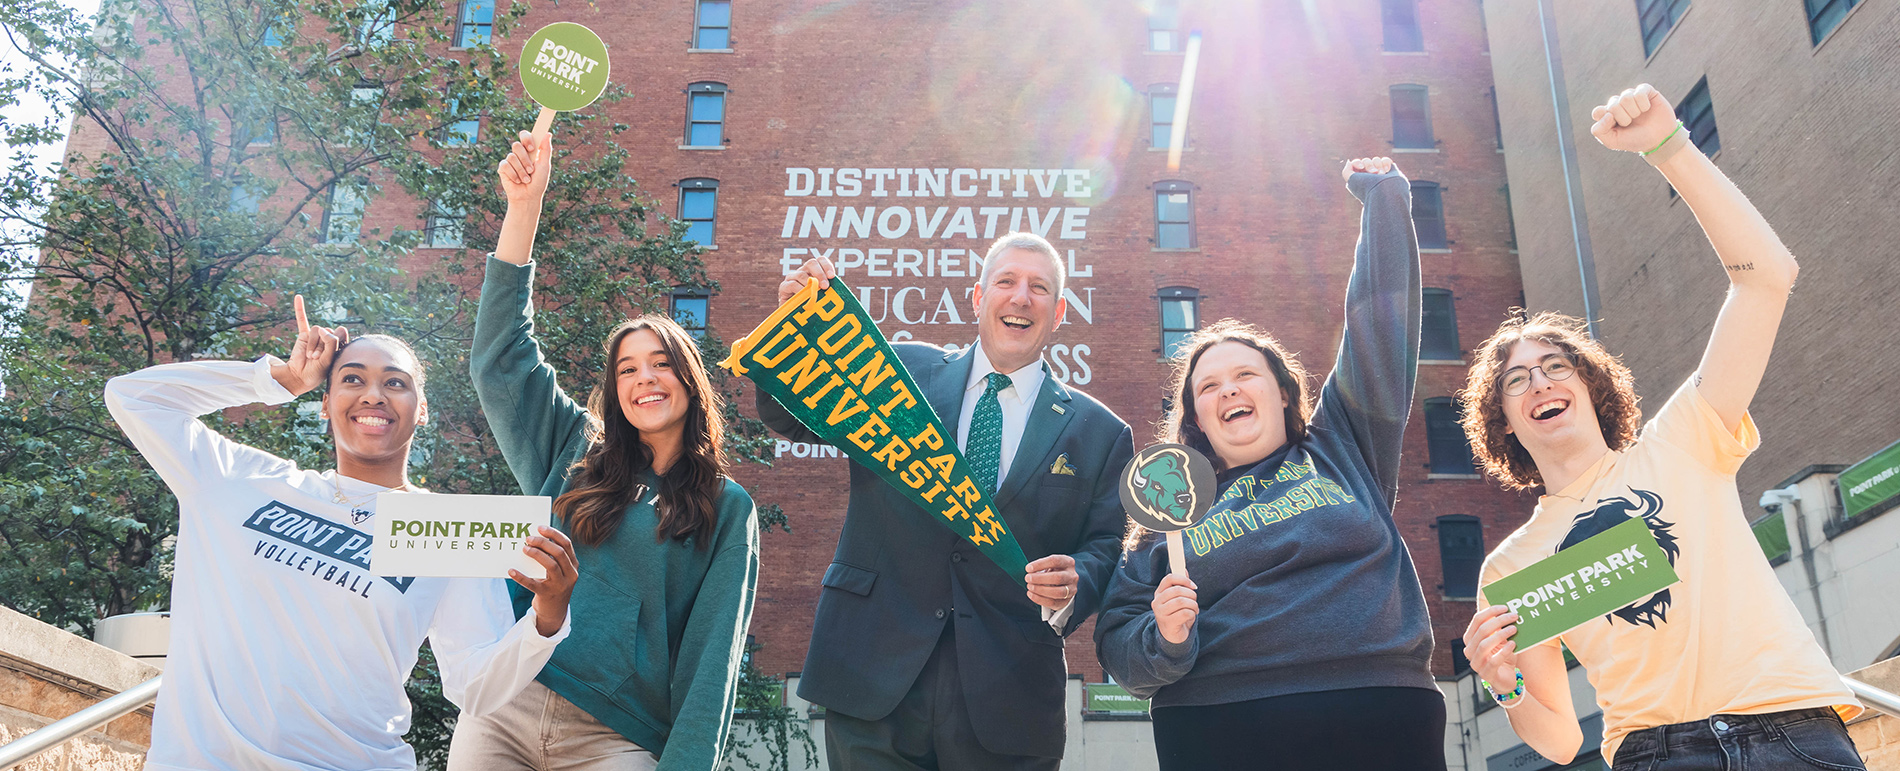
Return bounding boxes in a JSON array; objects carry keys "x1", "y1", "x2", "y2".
[
  {"x1": 1119, "y1": 443, "x2": 1217, "y2": 579},
  {"x1": 517, "y1": 525, "x2": 579, "y2": 638},
  {"x1": 519, "y1": 22, "x2": 611, "y2": 138}
]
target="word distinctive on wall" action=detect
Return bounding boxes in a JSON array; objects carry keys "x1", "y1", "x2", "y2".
[
  {"x1": 373, "y1": 494, "x2": 552, "y2": 579},
  {"x1": 1480, "y1": 517, "x2": 1681, "y2": 647},
  {"x1": 723, "y1": 277, "x2": 1030, "y2": 584},
  {"x1": 776, "y1": 165, "x2": 1099, "y2": 387}
]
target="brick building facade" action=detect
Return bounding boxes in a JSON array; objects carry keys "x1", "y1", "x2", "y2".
[
  {"x1": 60, "y1": 0, "x2": 1538, "y2": 687},
  {"x1": 1484, "y1": 0, "x2": 1900, "y2": 523},
  {"x1": 566, "y1": 0, "x2": 1537, "y2": 682}
]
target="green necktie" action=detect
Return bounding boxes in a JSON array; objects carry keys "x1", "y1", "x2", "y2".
[{"x1": 967, "y1": 372, "x2": 1012, "y2": 496}]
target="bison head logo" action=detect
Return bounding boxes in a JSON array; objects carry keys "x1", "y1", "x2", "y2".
[{"x1": 1128, "y1": 447, "x2": 1198, "y2": 529}]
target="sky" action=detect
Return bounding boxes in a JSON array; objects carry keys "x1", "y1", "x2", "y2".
[{"x1": 0, "y1": 0, "x2": 102, "y2": 309}]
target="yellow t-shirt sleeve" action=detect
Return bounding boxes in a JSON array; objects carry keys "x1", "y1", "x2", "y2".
[{"x1": 1641, "y1": 379, "x2": 1761, "y2": 476}]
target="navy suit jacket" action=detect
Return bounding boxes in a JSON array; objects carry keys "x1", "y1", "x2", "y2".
[{"x1": 759, "y1": 341, "x2": 1133, "y2": 758}]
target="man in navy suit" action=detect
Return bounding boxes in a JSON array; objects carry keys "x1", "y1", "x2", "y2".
[{"x1": 761, "y1": 233, "x2": 1134, "y2": 770}]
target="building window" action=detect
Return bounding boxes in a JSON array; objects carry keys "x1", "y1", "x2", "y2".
[
  {"x1": 1502, "y1": 184, "x2": 1518, "y2": 250},
  {"x1": 323, "y1": 181, "x2": 367, "y2": 245},
  {"x1": 695, "y1": 0, "x2": 731, "y2": 49},
  {"x1": 1150, "y1": 84, "x2": 1177, "y2": 149},
  {"x1": 672, "y1": 288, "x2": 709, "y2": 340},
  {"x1": 235, "y1": 109, "x2": 274, "y2": 147},
  {"x1": 1411, "y1": 181, "x2": 1447, "y2": 249},
  {"x1": 1635, "y1": 0, "x2": 1690, "y2": 57},
  {"x1": 679, "y1": 178, "x2": 718, "y2": 247},
  {"x1": 1382, "y1": 0, "x2": 1424, "y2": 52},
  {"x1": 356, "y1": 0, "x2": 395, "y2": 47},
  {"x1": 1158, "y1": 287, "x2": 1199, "y2": 358},
  {"x1": 455, "y1": 0, "x2": 493, "y2": 47},
  {"x1": 229, "y1": 182, "x2": 261, "y2": 214},
  {"x1": 1807, "y1": 0, "x2": 1860, "y2": 44},
  {"x1": 1489, "y1": 87, "x2": 1504, "y2": 150},
  {"x1": 1154, "y1": 181, "x2": 1194, "y2": 250},
  {"x1": 1437, "y1": 515, "x2": 1484, "y2": 598},
  {"x1": 686, "y1": 82, "x2": 727, "y2": 147},
  {"x1": 427, "y1": 203, "x2": 464, "y2": 248},
  {"x1": 1679, "y1": 77, "x2": 1720, "y2": 156},
  {"x1": 1425, "y1": 397, "x2": 1474, "y2": 475},
  {"x1": 1149, "y1": 0, "x2": 1178, "y2": 51},
  {"x1": 1422, "y1": 288, "x2": 1460, "y2": 360},
  {"x1": 445, "y1": 99, "x2": 480, "y2": 146},
  {"x1": 262, "y1": 14, "x2": 287, "y2": 46},
  {"x1": 1390, "y1": 85, "x2": 1433, "y2": 149}
]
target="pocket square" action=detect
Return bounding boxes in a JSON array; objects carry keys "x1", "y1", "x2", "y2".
[{"x1": 1050, "y1": 454, "x2": 1076, "y2": 476}]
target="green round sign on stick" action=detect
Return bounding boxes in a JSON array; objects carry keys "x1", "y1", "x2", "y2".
[{"x1": 519, "y1": 22, "x2": 611, "y2": 136}]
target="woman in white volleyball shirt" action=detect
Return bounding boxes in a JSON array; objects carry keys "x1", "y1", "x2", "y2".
[{"x1": 105, "y1": 297, "x2": 579, "y2": 771}]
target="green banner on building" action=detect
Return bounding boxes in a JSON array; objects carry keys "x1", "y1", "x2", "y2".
[
  {"x1": 1085, "y1": 683, "x2": 1151, "y2": 713},
  {"x1": 721, "y1": 278, "x2": 1029, "y2": 585},
  {"x1": 1840, "y1": 439, "x2": 1900, "y2": 520},
  {"x1": 1480, "y1": 517, "x2": 1681, "y2": 648}
]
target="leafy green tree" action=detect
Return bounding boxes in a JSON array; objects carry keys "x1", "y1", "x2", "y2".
[{"x1": 0, "y1": 0, "x2": 795, "y2": 765}]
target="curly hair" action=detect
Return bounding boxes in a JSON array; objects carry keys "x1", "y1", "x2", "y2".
[{"x1": 1458, "y1": 311, "x2": 1641, "y2": 490}]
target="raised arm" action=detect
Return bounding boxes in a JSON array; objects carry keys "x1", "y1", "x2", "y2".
[
  {"x1": 471, "y1": 132, "x2": 593, "y2": 493},
  {"x1": 754, "y1": 253, "x2": 842, "y2": 443},
  {"x1": 104, "y1": 295, "x2": 343, "y2": 498},
  {"x1": 1588, "y1": 84, "x2": 1798, "y2": 433},
  {"x1": 1320, "y1": 158, "x2": 1422, "y2": 505}
]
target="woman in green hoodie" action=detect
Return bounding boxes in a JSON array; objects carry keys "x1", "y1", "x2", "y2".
[{"x1": 448, "y1": 130, "x2": 759, "y2": 771}]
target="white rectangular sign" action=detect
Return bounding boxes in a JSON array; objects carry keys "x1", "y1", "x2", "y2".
[{"x1": 372, "y1": 493, "x2": 551, "y2": 579}]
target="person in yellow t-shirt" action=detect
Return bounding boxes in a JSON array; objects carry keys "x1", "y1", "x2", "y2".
[{"x1": 1455, "y1": 83, "x2": 1865, "y2": 771}]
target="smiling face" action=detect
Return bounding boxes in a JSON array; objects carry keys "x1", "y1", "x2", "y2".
[
  {"x1": 322, "y1": 338, "x2": 426, "y2": 467},
  {"x1": 971, "y1": 246, "x2": 1067, "y2": 374},
  {"x1": 1190, "y1": 341, "x2": 1290, "y2": 469},
  {"x1": 613, "y1": 328, "x2": 690, "y2": 443},
  {"x1": 1498, "y1": 338, "x2": 1605, "y2": 455}
]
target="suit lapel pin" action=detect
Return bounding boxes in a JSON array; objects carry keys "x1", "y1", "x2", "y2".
[
  {"x1": 1052, "y1": 403, "x2": 1066, "y2": 415},
  {"x1": 1051, "y1": 454, "x2": 1076, "y2": 476}
]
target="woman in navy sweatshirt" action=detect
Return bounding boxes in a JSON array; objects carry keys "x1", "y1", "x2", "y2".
[{"x1": 1096, "y1": 158, "x2": 1444, "y2": 771}]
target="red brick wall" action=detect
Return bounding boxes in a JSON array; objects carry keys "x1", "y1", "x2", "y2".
[{"x1": 63, "y1": 0, "x2": 1539, "y2": 683}]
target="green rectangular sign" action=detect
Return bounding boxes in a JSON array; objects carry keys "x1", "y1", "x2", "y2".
[
  {"x1": 1840, "y1": 439, "x2": 1900, "y2": 520},
  {"x1": 1085, "y1": 683, "x2": 1150, "y2": 713},
  {"x1": 1480, "y1": 517, "x2": 1681, "y2": 648}
]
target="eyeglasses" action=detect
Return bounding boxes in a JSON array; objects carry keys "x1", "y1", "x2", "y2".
[{"x1": 1499, "y1": 353, "x2": 1578, "y2": 397}]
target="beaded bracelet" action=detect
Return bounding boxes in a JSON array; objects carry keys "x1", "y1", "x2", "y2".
[{"x1": 1481, "y1": 667, "x2": 1526, "y2": 709}]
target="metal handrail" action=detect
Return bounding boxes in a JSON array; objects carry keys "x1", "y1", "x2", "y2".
[
  {"x1": 1847, "y1": 675, "x2": 1900, "y2": 720},
  {"x1": 0, "y1": 674, "x2": 161, "y2": 769}
]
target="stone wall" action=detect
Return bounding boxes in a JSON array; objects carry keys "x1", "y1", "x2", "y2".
[{"x1": 0, "y1": 607, "x2": 157, "y2": 770}]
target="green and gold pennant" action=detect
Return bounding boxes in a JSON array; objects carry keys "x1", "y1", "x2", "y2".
[{"x1": 721, "y1": 278, "x2": 1030, "y2": 585}]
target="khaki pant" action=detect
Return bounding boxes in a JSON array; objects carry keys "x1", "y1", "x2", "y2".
[{"x1": 448, "y1": 679, "x2": 658, "y2": 771}]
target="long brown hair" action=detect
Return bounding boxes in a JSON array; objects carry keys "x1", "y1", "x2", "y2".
[
  {"x1": 1129, "y1": 320, "x2": 1313, "y2": 551},
  {"x1": 1161, "y1": 319, "x2": 1314, "y2": 469},
  {"x1": 1458, "y1": 311, "x2": 1640, "y2": 490},
  {"x1": 554, "y1": 316, "x2": 728, "y2": 548}
]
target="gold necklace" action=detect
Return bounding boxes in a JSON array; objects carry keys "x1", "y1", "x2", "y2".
[{"x1": 333, "y1": 474, "x2": 411, "y2": 525}]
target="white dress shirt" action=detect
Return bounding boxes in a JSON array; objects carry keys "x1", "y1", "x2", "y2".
[{"x1": 954, "y1": 341, "x2": 1074, "y2": 630}]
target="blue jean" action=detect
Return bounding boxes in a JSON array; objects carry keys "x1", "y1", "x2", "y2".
[{"x1": 1610, "y1": 707, "x2": 1865, "y2": 771}]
